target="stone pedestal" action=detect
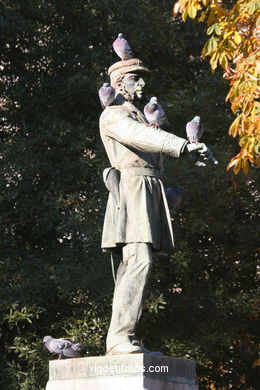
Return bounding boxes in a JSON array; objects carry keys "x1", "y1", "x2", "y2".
[{"x1": 45, "y1": 354, "x2": 199, "y2": 390}]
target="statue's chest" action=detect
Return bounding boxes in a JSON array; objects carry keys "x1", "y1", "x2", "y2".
[{"x1": 128, "y1": 109, "x2": 147, "y2": 124}]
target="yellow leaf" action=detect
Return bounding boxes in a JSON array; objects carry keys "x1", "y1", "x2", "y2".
[
  {"x1": 210, "y1": 51, "x2": 219, "y2": 71},
  {"x1": 234, "y1": 32, "x2": 242, "y2": 45},
  {"x1": 239, "y1": 136, "x2": 248, "y2": 147},
  {"x1": 229, "y1": 114, "x2": 243, "y2": 136},
  {"x1": 182, "y1": 8, "x2": 189, "y2": 22},
  {"x1": 207, "y1": 9, "x2": 216, "y2": 26},
  {"x1": 234, "y1": 158, "x2": 242, "y2": 175},
  {"x1": 198, "y1": 10, "x2": 208, "y2": 22},
  {"x1": 187, "y1": 4, "x2": 197, "y2": 19},
  {"x1": 219, "y1": 52, "x2": 228, "y2": 69},
  {"x1": 242, "y1": 158, "x2": 250, "y2": 174},
  {"x1": 173, "y1": 1, "x2": 181, "y2": 16},
  {"x1": 223, "y1": 32, "x2": 232, "y2": 40},
  {"x1": 227, "y1": 157, "x2": 239, "y2": 170}
]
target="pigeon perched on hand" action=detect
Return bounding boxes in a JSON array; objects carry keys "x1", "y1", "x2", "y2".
[
  {"x1": 43, "y1": 336, "x2": 82, "y2": 359},
  {"x1": 112, "y1": 33, "x2": 133, "y2": 61},
  {"x1": 186, "y1": 116, "x2": 204, "y2": 144},
  {"x1": 144, "y1": 97, "x2": 168, "y2": 128},
  {"x1": 186, "y1": 116, "x2": 218, "y2": 165},
  {"x1": 165, "y1": 185, "x2": 183, "y2": 211},
  {"x1": 98, "y1": 83, "x2": 115, "y2": 109}
]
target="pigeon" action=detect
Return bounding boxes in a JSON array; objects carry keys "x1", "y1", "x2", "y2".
[
  {"x1": 112, "y1": 33, "x2": 133, "y2": 61},
  {"x1": 186, "y1": 116, "x2": 204, "y2": 144},
  {"x1": 186, "y1": 116, "x2": 218, "y2": 165},
  {"x1": 43, "y1": 336, "x2": 82, "y2": 359},
  {"x1": 98, "y1": 83, "x2": 115, "y2": 109},
  {"x1": 165, "y1": 185, "x2": 183, "y2": 211},
  {"x1": 144, "y1": 97, "x2": 168, "y2": 128}
]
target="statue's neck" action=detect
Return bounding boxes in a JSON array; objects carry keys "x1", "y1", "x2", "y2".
[{"x1": 114, "y1": 93, "x2": 134, "y2": 105}]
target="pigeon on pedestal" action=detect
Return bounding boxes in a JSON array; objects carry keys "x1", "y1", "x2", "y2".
[{"x1": 43, "y1": 336, "x2": 82, "y2": 359}]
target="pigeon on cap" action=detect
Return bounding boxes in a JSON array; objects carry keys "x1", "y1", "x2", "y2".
[{"x1": 112, "y1": 33, "x2": 133, "y2": 61}]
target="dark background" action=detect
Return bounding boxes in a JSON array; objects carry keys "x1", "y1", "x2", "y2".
[{"x1": 0, "y1": 1, "x2": 258, "y2": 389}]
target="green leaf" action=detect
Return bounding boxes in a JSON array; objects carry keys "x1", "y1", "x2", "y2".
[
  {"x1": 203, "y1": 36, "x2": 218, "y2": 57},
  {"x1": 215, "y1": 24, "x2": 221, "y2": 35},
  {"x1": 207, "y1": 24, "x2": 215, "y2": 35}
]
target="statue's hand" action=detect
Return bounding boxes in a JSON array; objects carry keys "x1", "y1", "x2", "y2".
[
  {"x1": 198, "y1": 143, "x2": 213, "y2": 160},
  {"x1": 186, "y1": 142, "x2": 213, "y2": 165},
  {"x1": 186, "y1": 142, "x2": 210, "y2": 155}
]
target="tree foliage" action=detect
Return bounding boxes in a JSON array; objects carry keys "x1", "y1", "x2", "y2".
[
  {"x1": 173, "y1": 0, "x2": 260, "y2": 174},
  {"x1": 0, "y1": 1, "x2": 258, "y2": 389}
]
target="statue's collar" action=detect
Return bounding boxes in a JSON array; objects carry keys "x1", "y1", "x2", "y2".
[
  {"x1": 112, "y1": 94, "x2": 145, "y2": 121},
  {"x1": 123, "y1": 101, "x2": 137, "y2": 112},
  {"x1": 123, "y1": 101, "x2": 147, "y2": 124}
]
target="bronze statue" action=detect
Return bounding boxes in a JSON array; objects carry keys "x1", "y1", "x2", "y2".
[{"x1": 99, "y1": 58, "x2": 211, "y2": 355}]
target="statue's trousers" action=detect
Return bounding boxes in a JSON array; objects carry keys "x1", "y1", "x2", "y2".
[{"x1": 106, "y1": 243, "x2": 152, "y2": 352}]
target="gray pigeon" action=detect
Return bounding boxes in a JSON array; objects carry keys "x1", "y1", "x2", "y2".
[
  {"x1": 98, "y1": 83, "x2": 115, "y2": 109},
  {"x1": 165, "y1": 185, "x2": 183, "y2": 211},
  {"x1": 186, "y1": 116, "x2": 218, "y2": 165},
  {"x1": 43, "y1": 336, "x2": 82, "y2": 359},
  {"x1": 112, "y1": 33, "x2": 133, "y2": 61},
  {"x1": 144, "y1": 97, "x2": 168, "y2": 128},
  {"x1": 186, "y1": 116, "x2": 204, "y2": 143}
]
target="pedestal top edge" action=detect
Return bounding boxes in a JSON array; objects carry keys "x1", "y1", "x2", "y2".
[{"x1": 48, "y1": 355, "x2": 196, "y2": 367}]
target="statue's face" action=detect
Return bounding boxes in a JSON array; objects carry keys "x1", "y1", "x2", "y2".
[{"x1": 122, "y1": 72, "x2": 145, "y2": 100}]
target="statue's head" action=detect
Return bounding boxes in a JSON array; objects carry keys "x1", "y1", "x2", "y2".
[{"x1": 108, "y1": 59, "x2": 150, "y2": 103}]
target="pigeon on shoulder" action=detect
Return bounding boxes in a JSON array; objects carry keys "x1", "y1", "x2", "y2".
[
  {"x1": 43, "y1": 336, "x2": 82, "y2": 359},
  {"x1": 144, "y1": 97, "x2": 168, "y2": 128},
  {"x1": 98, "y1": 83, "x2": 115, "y2": 109},
  {"x1": 112, "y1": 33, "x2": 133, "y2": 61}
]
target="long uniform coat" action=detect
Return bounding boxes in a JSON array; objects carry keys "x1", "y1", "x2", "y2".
[{"x1": 99, "y1": 101, "x2": 187, "y2": 252}]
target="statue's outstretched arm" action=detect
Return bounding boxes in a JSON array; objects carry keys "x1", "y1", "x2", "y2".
[{"x1": 100, "y1": 106, "x2": 187, "y2": 158}]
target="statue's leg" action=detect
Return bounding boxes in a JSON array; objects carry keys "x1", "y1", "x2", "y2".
[{"x1": 106, "y1": 242, "x2": 152, "y2": 353}]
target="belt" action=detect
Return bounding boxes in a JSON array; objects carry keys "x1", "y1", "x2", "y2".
[{"x1": 120, "y1": 167, "x2": 160, "y2": 177}]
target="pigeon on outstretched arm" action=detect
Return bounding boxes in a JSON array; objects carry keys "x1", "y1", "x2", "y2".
[
  {"x1": 186, "y1": 116, "x2": 204, "y2": 144},
  {"x1": 112, "y1": 33, "x2": 133, "y2": 61},
  {"x1": 43, "y1": 336, "x2": 82, "y2": 359},
  {"x1": 144, "y1": 97, "x2": 168, "y2": 128},
  {"x1": 98, "y1": 83, "x2": 115, "y2": 109},
  {"x1": 186, "y1": 116, "x2": 218, "y2": 166}
]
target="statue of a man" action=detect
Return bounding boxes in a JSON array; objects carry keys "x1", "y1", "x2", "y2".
[{"x1": 99, "y1": 58, "x2": 210, "y2": 355}]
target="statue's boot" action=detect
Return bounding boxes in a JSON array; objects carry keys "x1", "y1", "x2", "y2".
[
  {"x1": 106, "y1": 341, "x2": 142, "y2": 355},
  {"x1": 131, "y1": 338, "x2": 163, "y2": 356}
]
